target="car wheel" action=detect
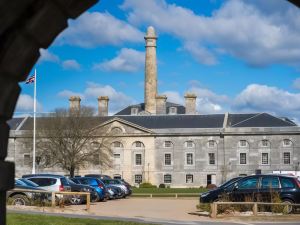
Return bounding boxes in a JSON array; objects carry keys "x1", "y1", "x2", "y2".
[
  {"x1": 70, "y1": 194, "x2": 83, "y2": 205},
  {"x1": 282, "y1": 199, "x2": 294, "y2": 214},
  {"x1": 91, "y1": 194, "x2": 100, "y2": 202},
  {"x1": 10, "y1": 194, "x2": 30, "y2": 206}
]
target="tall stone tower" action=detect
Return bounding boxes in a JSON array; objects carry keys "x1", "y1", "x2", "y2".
[{"x1": 144, "y1": 26, "x2": 157, "y2": 114}]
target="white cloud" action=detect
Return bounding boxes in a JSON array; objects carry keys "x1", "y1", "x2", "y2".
[
  {"x1": 233, "y1": 84, "x2": 300, "y2": 120},
  {"x1": 122, "y1": 0, "x2": 300, "y2": 67},
  {"x1": 94, "y1": 48, "x2": 144, "y2": 72},
  {"x1": 162, "y1": 91, "x2": 184, "y2": 105},
  {"x1": 57, "y1": 12, "x2": 143, "y2": 47},
  {"x1": 15, "y1": 94, "x2": 42, "y2": 112},
  {"x1": 62, "y1": 59, "x2": 81, "y2": 71},
  {"x1": 293, "y1": 78, "x2": 300, "y2": 90},
  {"x1": 57, "y1": 90, "x2": 85, "y2": 100},
  {"x1": 58, "y1": 82, "x2": 136, "y2": 114},
  {"x1": 38, "y1": 49, "x2": 60, "y2": 63}
]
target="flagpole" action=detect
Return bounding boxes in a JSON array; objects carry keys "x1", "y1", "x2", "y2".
[{"x1": 32, "y1": 69, "x2": 37, "y2": 174}]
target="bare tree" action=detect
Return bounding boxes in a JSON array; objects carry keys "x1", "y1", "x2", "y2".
[{"x1": 36, "y1": 106, "x2": 113, "y2": 177}]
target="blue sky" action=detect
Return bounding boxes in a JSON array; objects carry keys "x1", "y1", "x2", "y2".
[{"x1": 17, "y1": 0, "x2": 300, "y2": 122}]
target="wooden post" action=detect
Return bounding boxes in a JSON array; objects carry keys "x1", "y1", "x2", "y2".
[
  {"x1": 175, "y1": 194, "x2": 178, "y2": 198},
  {"x1": 51, "y1": 192, "x2": 56, "y2": 208},
  {"x1": 86, "y1": 193, "x2": 90, "y2": 211},
  {"x1": 150, "y1": 194, "x2": 152, "y2": 198},
  {"x1": 211, "y1": 203, "x2": 217, "y2": 218},
  {"x1": 253, "y1": 203, "x2": 258, "y2": 216}
]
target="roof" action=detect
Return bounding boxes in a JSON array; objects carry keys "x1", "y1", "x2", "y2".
[
  {"x1": 9, "y1": 112, "x2": 297, "y2": 131},
  {"x1": 227, "y1": 113, "x2": 297, "y2": 127},
  {"x1": 7, "y1": 117, "x2": 27, "y2": 130},
  {"x1": 115, "y1": 102, "x2": 186, "y2": 115}
]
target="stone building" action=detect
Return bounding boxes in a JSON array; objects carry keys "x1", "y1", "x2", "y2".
[{"x1": 7, "y1": 27, "x2": 300, "y2": 187}]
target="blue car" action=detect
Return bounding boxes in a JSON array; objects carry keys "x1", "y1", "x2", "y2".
[{"x1": 71, "y1": 177, "x2": 107, "y2": 201}]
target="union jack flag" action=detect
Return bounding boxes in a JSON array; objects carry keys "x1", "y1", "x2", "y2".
[{"x1": 25, "y1": 75, "x2": 35, "y2": 84}]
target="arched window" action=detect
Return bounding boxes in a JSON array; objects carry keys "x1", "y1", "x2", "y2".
[
  {"x1": 261, "y1": 140, "x2": 270, "y2": 147},
  {"x1": 111, "y1": 127, "x2": 123, "y2": 134},
  {"x1": 111, "y1": 141, "x2": 123, "y2": 149},
  {"x1": 164, "y1": 141, "x2": 173, "y2": 148},
  {"x1": 238, "y1": 140, "x2": 249, "y2": 148},
  {"x1": 185, "y1": 141, "x2": 195, "y2": 148},
  {"x1": 91, "y1": 141, "x2": 101, "y2": 150},
  {"x1": 133, "y1": 141, "x2": 145, "y2": 148},
  {"x1": 283, "y1": 139, "x2": 292, "y2": 147},
  {"x1": 208, "y1": 140, "x2": 216, "y2": 148}
]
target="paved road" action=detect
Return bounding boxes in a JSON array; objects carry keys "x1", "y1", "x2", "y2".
[
  {"x1": 8, "y1": 198, "x2": 300, "y2": 225},
  {"x1": 8, "y1": 210, "x2": 300, "y2": 225}
]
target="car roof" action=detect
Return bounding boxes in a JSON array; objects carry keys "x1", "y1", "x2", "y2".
[{"x1": 23, "y1": 174, "x2": 65, "y2": 179}]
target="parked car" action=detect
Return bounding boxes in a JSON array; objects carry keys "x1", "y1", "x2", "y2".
[
  {"x1": 23, "y1": 174, "x2": 71, "y2": 192},
  {"x1": 101, "y1": 179, "x2": 131, "y2": 197},
  {"x1": 66, "y1": 178, "x2": 98, "y2": 204},
  {"x1": 84, "y1": 174, "x2": 112, "y2": 180},
  {"x1": 7, "y1": 184, "x2": 43, "y2": 206},
  {"x1": 71, "y1": 177, "x2": 107, "y2": 201},
  {"x1": 200, "y1": 174, "x2": 300, "y2": 213}
]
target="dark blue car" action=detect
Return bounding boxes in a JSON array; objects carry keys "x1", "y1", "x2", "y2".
[{"x1": 71, "y1": 177, "x2": 107, "y2": 201}]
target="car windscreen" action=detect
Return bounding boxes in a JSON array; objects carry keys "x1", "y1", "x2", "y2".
[
  {"x1": 28, "y1": 177, "x2": 57, "y2": 186},
  {"x1": 19, "y1": 178, "x2": 39, "y2": 187}
]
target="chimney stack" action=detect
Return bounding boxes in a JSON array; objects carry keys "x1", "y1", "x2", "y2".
[
  {"x1": 156, "y1": 95, "x2": 167, "y2": 114},
  {"x1": 69, "y1": 96, "x2": 81, "y2": 113},
  {"x1": 185, "y1": 93, "x2": 197, "y2": 114},
  {"x1": 144, "y1": 26, "x2": 158, "y2": 114},
  {"x1": 98, "y1": 96, "x2": 109, "y2": 116}
]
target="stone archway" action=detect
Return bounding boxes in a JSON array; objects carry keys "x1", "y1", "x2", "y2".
[{"x1": 0, "y1": 1, "x2": 98, "y2": 223}]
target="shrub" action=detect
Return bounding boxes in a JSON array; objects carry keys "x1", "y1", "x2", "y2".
[
  {"x1": 206, "y1": 184, "x2": 217, "y2": 190},
  {"x1": 139, "y1": 182, "x2": 157, "y2": 188},
  {"x1": 270, "y1": 191, "x2": 285, "y2": 214},
  {"x1": 159, "y1": 183, "x2": 165, "y2": 188}
]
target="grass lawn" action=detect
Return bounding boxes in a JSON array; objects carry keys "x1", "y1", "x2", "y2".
[
  {"x1": 132, "y1": 188, "x2": 207, "y2": 194},
  {"x1": 7, "y1": 213, "x2": 158, "y2": 225}
]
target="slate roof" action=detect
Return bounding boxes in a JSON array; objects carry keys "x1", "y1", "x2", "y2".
[
  {"x1": 227, "y1": 113, "x2": 297, "y2": 127},
  {"x1": 115, "y1": 102, "x2": 186, "y2": 115},
  {"x1": 9, "y1": 113, "x2": 298, "y2": 131},
  {"x1": 7, "y1": 117, "x2": 27, "y2": 130}
]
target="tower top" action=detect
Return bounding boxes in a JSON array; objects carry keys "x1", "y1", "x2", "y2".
[{"x1": 145, "y1": 26, "x2": 157, "y2": 38}]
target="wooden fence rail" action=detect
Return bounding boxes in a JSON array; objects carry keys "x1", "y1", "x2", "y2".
[
  {"x1": 210, "y1": 202, "x2": 300, "y2": 218},
  {"x1": 131, "y1": 193, "x2": 199, "y2": 198},
  {"x1": 11, "y1": 189, "x2": 91, "y2": 210}
]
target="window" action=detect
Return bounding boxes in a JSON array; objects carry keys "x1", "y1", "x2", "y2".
[
  {"x1": 112, "y1": 142, "x2": 123, "y2": 148},
  {"x1": 240, "y1": 153, "x2": 247, "y2": 165},
  {"x1": 24, "y1": 154, "x2": 31, "y2": 166},
  {"x1": 186, "y1": 141, "x2": 194, "y2": 148},
  {"x1": 164, "y1": 141, "x2": 172, "y2": 148},
  {"x1": 135, "y1": 174, "x2": 142, "y2": 184},
  {"x1": 135, "y1": 154, "x2": 142, "y2": 165},
  {"x1": 169, "y1": 107, "x2": 177, "y2": 115},
  {"x1": 239, "y1": 177, "x2": 258, "y2": 189},
  {"x1": 280, "y1": 177, "x2": 295, "y2": 188},
  {"x1": 164, "y1": 153, "x2": 171, "y2": 165},
  {"x1": 186, "y1": 153, "x2": 194, "y2": 165},
  {"x1": 111, "y1": 127, "x2": 122, "y2": 134},
  {"x1": 261, "y1": 177, "x2": 280, "y2": 189},
  {"x1": 131, "y1": 107, "x2": 138, "y2": 115},
  {"x1": 262, "y1": 140, "x2": 269, "y2": 147},
  {"x1": 283, "y1": 152, "x2": 291, "y2": 165},
  {"x1": 208, "y1": 140, "x2": 215, "y2": 148},
  {"x1": 283, "y1": 139, "x2": 292, "y2": 147},
  {"x1": 209, "y1": 153, "x2": 215, "y2": 165},
  {"x1": 28, "y1": 178, "x2": 57, "y2": 187},
  {"x1": 164, "y1": 174, "x2": 172, "y2": 183},
  {"x1": 134, "y1": 141, "x2": 144, "y2": 148},
  {"x1": 186, "y1": 174, "x2": 194, "y2": 183},
  {"x1": 239, "y1": 140, "x2": 247, "y2": 147},
  {"x1": 91, "y1": 141, "x2": 100, "y2": 150},
  {"x1": 262, "y1": 153, "x2": 269, "y2": 165}
]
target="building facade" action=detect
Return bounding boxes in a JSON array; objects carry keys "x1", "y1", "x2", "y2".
[{"x1": 7, "y1": 27, "x2": 300, "y2": 187}]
